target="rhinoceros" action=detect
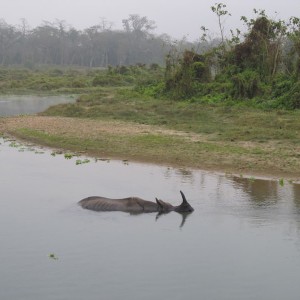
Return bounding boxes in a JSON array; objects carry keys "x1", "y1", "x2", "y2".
[{"x1": 79, "y1": 190, "x2": 194, "y2": 214}]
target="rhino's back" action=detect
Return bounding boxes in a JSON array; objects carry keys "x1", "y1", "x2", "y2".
[
  {"x1": 79, "y1": 196, "x2": 125, "y2": 211},
  {"x1": 79, "y1": 196, "x2": 158, "y2": 213}
]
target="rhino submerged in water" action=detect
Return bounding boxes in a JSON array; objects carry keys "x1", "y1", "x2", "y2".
[{"x1": 79, "y1": 190, "x2": 194, "y2": 214}]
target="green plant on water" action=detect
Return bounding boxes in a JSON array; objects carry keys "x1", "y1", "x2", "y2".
[
  {"x1": 9, "y1": 141, "x2": 20, "y2": 148},
  {"x1": 64, "y1": 153, "x2": 75, "y2": 159},
  {"x1": 48, "y1": 253, "x2": 58, "y2": 260},
  {"x1": 51, "y1": 150, "x2": 63, "y2": 156},
  {"x1": 76, "y1": 159, "x2": 90, "y2": 165},
  {"x1": 249, "y1": 176, "x2": 256, "y2": 183},
  {"x1": 35, "y1": 150, "x2": 45, "y2": 154},
  {"x1": 95, "y1": 158, "x2": 110, "y2": 163},
  {"x1": 279, "y1": 178, "x2": 284, "y2": 186}
]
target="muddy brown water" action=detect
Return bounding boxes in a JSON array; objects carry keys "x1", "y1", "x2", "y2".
[{"x1": 1, "y1": 97, "x2": 300, "y2": 300}]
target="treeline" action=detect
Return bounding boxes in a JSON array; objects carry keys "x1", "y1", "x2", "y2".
[
  {"x1": 0, "y1": 15, "x2": 186, "y2": 67},
  {"x1": 159, "y1": 5, "x2": 300, "y2": 109}
]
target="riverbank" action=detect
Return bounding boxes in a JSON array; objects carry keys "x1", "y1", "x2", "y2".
[{"x1": 1, "y1": 114, "x2": 300, "y2": 182}]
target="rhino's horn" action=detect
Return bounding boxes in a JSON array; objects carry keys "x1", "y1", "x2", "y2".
[{"x1": 180, "y1": 190, "x2": 187, "y2": 204}]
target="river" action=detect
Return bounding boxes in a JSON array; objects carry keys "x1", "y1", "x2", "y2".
[
  {"x1": 0, "y1": 95, "x2": 75, "y2": 116},
  {"x1": 1, "y1": 96, "x2": 300, "y2": 300}
]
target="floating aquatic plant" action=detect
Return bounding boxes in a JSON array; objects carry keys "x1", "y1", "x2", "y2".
[
  {"x1": 249, "y1": 176, "x2": 256, "y2": 183},
  {"x1": 51, "y1": 150, "x2": 63, "y2": 157},
  {"x1": 48, "y1": 253, "x2": 58, "y2": 260},
  {"x1": 76, "y1": 158, "x2": 90, "y2": 165},
  {"x1": 9, "y1": 141, "x2": 20, "y2": 148},
  {"x1": 64, "y1": 153, "x2": 76, "y2": 159},
  {"x1": 279, "y1": 178, "x2": 284, "y2": 186},
  {"x1": 96, "y1": 158, "x2": 110, "y2": 162},
  {"x1": 35, "y1": 150, "x2": 45, "y2": 154}
]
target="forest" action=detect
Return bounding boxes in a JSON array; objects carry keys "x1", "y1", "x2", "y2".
[
  {"x1": 0, "y1": 14, "x2": 178, "y2": 67},
  {"x1": 1, "y1": 4, "x2": 300, "y2": 109}
]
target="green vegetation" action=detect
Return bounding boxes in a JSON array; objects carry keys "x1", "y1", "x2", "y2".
[
  {"x1": 76, "y1": 159, "x2": 91, "y2": 165},
  {"x1": 0, "y1": 65, "x2": 163, "y2": 94},
  {"x1": 147, "y1": 5, "x2": 300, "y2": 110},
  {"x1": 279, "y1": 178, "x2": 285, "y2": 186},
  {"x1": 64, "y1": 153, "x2": 77, "y2": 159},
  {"x1": 48, "y1": 253, "x2": 58, "y2": 260}
]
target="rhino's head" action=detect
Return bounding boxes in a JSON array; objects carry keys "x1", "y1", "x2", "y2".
[
  {"x1": 175, "y1": 191, "x2": 194, "y2": 213},
  {"x1": 156, "y1": 191, "x2": 194, "y2": 213}
]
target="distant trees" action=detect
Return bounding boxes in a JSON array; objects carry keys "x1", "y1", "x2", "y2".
[
  {"x1": 0, "y1": 15, "x2": 173, "y2": 67},
  {"x1": 122, "y1": 14, "x2": 156, "y2": 38}
]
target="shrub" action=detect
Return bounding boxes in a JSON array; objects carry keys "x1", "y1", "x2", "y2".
[
  {"x1": 231, "y1": 70, "x2": 261, "y2": 99},
  {"x1": 278, "y1": 81, "x2": 300, "y2": 109}
]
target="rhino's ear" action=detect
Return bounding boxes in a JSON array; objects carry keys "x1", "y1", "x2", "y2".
[{"x1": 156, "y1": 198, "x2": 163, "y2": 210}]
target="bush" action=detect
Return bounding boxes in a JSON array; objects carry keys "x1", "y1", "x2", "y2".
[
  {"x1": 231, "y1": 70, "x2": 261, "y2": 99},
  {"x1": 71, "y1": 78, "x2": 88, "y2": 88},
  {"x1": 271, "y1": 74, "x2": 294, "y2": 98},
  {"x1": 192, "y1": 62, "x2": 211, "y2": 82},
  {"x1": 278, "y1": 81, "x2": 300, "y2": 109},
  {"x1": 92, "y1": 74, "x2": 126, "y2": 86},
  {"x1": 136, "y1": 82, "x2": 165, "y2": 98}
]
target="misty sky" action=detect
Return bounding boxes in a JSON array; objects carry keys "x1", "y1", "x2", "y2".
[{"x1": 1, "y1": 0, "x2": 299, "y2": 40}]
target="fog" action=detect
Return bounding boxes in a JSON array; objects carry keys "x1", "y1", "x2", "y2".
[{"x1": 2, "y1": 0, "x2": 299, "y2": 40}]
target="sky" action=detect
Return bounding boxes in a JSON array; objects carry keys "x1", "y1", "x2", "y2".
[{"x1": 1, "y1": 0, "x2": 299, "y2": 40}]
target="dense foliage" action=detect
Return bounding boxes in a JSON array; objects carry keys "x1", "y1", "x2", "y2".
[{"x1": 159, "y1": 6, "x2": 300, "y2": 109}]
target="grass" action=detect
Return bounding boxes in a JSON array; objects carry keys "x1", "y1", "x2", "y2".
[
  {"x1": 12, "y1": 127, "x2": 259, "y2": 169},
  {"x1": 42, "y1": 87, "x2": 300, "y2": 144},
  {"x1": 0, "y1": 67, "x2": 163, "y2": 95}
]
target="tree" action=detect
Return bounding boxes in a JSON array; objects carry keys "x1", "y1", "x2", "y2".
[
  {"x1": 122, "y1": 14, "x2": 156, "y2": 38},
  {"x1": 211, "y1": 3, "x2": 231, "y2": 46},
  {"x1": 287, "y1": 17, "x2": 300, "y2": 78},
  {"x1": 235, "y1": 11, "x2": 289, "y2": 79}
]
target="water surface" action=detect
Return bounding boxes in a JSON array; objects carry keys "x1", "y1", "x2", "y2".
[
  {"x1": 0, "y1": 95, "x2": 75, "y2": 116},
  {"x1": 0, "y1": 138, "x2": 300, "y2": 300}
]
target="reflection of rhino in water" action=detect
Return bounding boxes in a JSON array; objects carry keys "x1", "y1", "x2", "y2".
[{"x1": 79, "y1": 191, "x2": 194, "y2": 214}]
